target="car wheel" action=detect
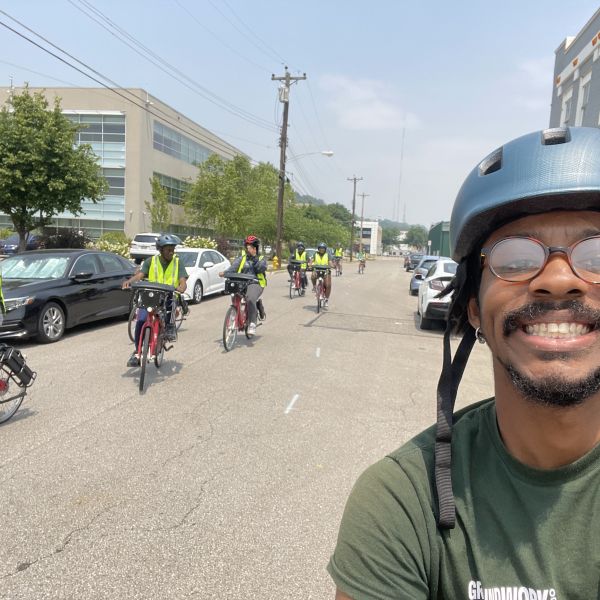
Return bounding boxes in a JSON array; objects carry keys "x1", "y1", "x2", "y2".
[
  {"x1": 36, "y1": 302, "x2": 66, "y2": 343},
  {"x1": 192, "y1": 280, "x2": 203, "y2": 304},
  {"x1": 419, "y1": 311, "x2": 433, "y2": 330}
]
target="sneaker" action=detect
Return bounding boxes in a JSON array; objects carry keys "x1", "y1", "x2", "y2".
[
  {"x1": 248, "y1": 322, "x2": 257, "y2": 335},
  {"x1": 257, "y1": 301, "x2": 266, "y2": 320},
  {"x1": 165, "y1": 324, "x2": 177, "y2": 341},
  {"x1": 127, "y1": 352, "x2": 140, "y2": 368}
]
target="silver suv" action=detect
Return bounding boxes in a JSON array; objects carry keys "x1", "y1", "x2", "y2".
[{"x1": 129, "y1": 232, "x2": 183, "y2": 264}]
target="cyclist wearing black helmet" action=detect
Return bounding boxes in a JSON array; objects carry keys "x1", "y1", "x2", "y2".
[
  {"x1": 122, "y1": 234, "x2": 188, "y2": 367},
  {"x1": 309, "y1": 242, "x2": 332, "y2": 305},
  {"x1": 222, "y1": 234, "x2": 267, "y2": 336},
  {"x1": 329, "y1": 127, "x2": 600, "y2": 598},
  {"x1": 287, "y1": 241, "x2": 308, "y2": 292}
]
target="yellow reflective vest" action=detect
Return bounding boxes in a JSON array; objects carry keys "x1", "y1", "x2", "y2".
[
  {"x1": 148, "y1": 255, "x2": 180, "y2": 286},
  {"x1": 238, "y1": 254, "x2": 267, "y2": 288},
  {"x1": 313, "y1": 252, "x2": 329, "y2": 267},
  {"x1": 334, "y1": 248, "x2": 343, "y2": 257},
  {"x1": 295, "y1": 250, "x2": 307, "y2": 269}
]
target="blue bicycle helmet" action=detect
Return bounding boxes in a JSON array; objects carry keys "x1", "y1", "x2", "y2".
[
  {"x1": 451, "y1": 126, "x2": 600, "y2": 262},
  {"x1": 156, "y1": 234, "x2": 179, "y2": 249},
  {"x1": 435, "y1": 126, "x2": 600, "y2": 531}
]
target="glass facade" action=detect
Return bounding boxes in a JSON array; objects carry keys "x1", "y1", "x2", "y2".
[
  {"x1": 153, "y1": 121, "x2": 212, "y2": 166},
  {"x1": 153, "y1": 172, "x2": 191, "y2": 206}
]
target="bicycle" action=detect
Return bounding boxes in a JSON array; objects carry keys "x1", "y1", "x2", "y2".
[
  {"x1": 128, "y1": 293, "x2": 185, "y2": 343},
  {"x1": 0, "y1": 343, "x2": 36, "y2": 425},
  {"x1": 222, "y1": 273, "x2": 263, "y2": 351},
  {"x1": 334, "y1": 257, "x2": 342, "y2": 277},
  {"x1": 130, "y1": 282, "x2": 180, "y2": 393},
  {"x1": 358, "y1": 259, "x2": 366, "y2": 274},
  {"x1": 311, "y1": 266, "x2": 330, "y2": 313},
  {"x1": 288, "y1": 259, "x2": 306, "y2": 299}
]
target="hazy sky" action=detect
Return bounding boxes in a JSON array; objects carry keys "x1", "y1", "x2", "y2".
[{"x1": 0, "y1": 1, "x2": 599, "y2": 227}]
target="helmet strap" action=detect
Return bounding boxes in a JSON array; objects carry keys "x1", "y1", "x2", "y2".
[{"x1": 435, "y1": 322, "x2": 476, "y2": 529}]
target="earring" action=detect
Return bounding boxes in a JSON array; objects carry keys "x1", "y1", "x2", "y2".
[{"x1": 475, "y1": 327, "x2": 486, "y2": 344}]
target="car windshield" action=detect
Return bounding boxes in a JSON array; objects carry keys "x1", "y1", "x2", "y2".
[
  {"x1": 134, "y1": 235, "x2": 158, "y2": 243},
  {"x1": 420, "y1": 260, "x2": 437, "y2": 270},
  {"x1": 1, "y1": 254, "x2": 69, "y2": 279},
  {"x1": 443, "y1": 263, "x2": 458, "y2": 274},
  {"x1": 177, "y1": 252, "x2": 198, "y2": 267}
]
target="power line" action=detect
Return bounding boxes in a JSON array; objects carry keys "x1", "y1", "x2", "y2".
[{"x1": 0, "y1": 15, "x2": 245, "y2": 160}]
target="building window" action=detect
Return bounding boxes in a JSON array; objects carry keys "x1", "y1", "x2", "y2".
[
  {"x1": 153, "y1": 172, "x2": 191, "y2": 205},
  {"x1": 153, "y1": 121, "x2": 212, "y2": 166},
  {"x1": 561, "y1": 87, "x2": 574, "y2": 126},
  {"x1": 68, "y1": 114, "x2": 126, "y2": 168},
  {"x1": 576, "y1": 72, "x2": 592, "y2": 126}
]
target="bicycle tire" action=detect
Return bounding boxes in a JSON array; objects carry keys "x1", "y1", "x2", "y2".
[
  {"x1": 154, "y1": 331, "x2": 165, "y2": 368},
  {"x1": 175, "y1": 305, "x2": 184, "y2": 331},
  {"x1": 289, "y1": 278, "x2": 294, "y2": 299},
  {"x1": 223, "y1": 306, "x2": 237, "y2": 352},
  {"x1": 0, "y1": 388, "x2": 25, "y2": 425},
  {"x1": 139, "y1": 327, "x2": 151, "y2": 393},
  {"x1": 127, "y1": 306, "x2": 137, "y2": 343}
]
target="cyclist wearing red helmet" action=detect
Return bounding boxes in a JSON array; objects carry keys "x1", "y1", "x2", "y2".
[
  {"x1": 222, "y1": 235, "x2": 267, "y2": 336},
  {"x1": 329, "y1": 127, "x2": 600, "y2": 598}
]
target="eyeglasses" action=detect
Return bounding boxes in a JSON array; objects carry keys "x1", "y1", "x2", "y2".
[{"x1": 480, "y1": 235, "x2": 600, "y2": 283}]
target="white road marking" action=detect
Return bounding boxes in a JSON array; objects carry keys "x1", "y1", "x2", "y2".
[
  {"x1": 316, "y1": 347, "x2": 321, "y2": 358},
  {"x1": 285, "y1": 394, "x2": 300, "y2": 414}
]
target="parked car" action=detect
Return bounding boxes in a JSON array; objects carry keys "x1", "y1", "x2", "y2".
[
  {"x1": 0, "y1": 233, "x2": 43, "y2": 255},
  {"x1": 417, "y1": 258, "x2": 458, "y2": 330},
  {"x1": 409, "y1": 255, "x2": 443, "y2": 295},
  {"x1": 0, "y1": 249, "x2": 136, "y2": 342},
  {"x1": 176, "y1": 248, "x2": 231, "y2": 303},
  {"x1": 405, "y1": 252, "x2": 423, "y2": 271},
  {"x1": 129, "y1": 232, "x2": 183, "y2": 264}
]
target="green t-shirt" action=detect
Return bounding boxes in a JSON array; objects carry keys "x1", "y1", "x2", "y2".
[{"x1": 328, "y1": 399, "x2": 600, "y2": 599}]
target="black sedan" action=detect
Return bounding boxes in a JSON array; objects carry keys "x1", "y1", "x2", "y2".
[{"x1": 0, "y1": 249, "x2": 136, "y2": 343}]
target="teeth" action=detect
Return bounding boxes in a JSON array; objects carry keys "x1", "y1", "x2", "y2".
[{"x1": 524, "y1": 322, "x2": 591, "y2": 338}]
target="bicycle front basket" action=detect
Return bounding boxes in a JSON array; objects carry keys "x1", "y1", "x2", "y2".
[
  {"x1": 0, "y1": 344, "x2": 36, "y2": 388},
  {"x1": 226, "y1": 279, "x2": 243, "y2": 294},
  {"x1": 136, "y1": 288, "x2": 169, "y2": 310}
]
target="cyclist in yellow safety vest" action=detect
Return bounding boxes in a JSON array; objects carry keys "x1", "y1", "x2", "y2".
[
  {"x1": 309, "y1": 242, "x2": 332, "y2": 306},
  {"x1": 334, "y1": 244, "x2": 344, "y2": 275},
  {"x1": 287, "y1": 241, "x2": 308, "y2": 292},
  {"x1": 222, "y1": 234, "x2": 267, "y2": 337},
  {"x1": 122, "y1": 234, "x2": 188, "y2": 367}
]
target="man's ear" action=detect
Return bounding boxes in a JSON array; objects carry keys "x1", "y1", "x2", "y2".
[{"x1": 467, "y1": 296, "x2": 481, "y2": 330}]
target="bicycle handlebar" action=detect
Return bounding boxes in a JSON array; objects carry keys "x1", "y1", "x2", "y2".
[
  {"x1": 131, "y1": 281, "x2": 176, "y2": 293},
  {"x1": 224, "y1": 273, "x2": 259, "y2": 283}
]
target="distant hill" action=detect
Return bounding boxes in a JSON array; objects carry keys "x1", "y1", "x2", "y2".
[{"x1": 295, "y1": 193, "x2": 325, "y2": 206}]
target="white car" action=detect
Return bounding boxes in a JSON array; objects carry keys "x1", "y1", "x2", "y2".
[
  {"x1": 129, "y1": 232, "x2": 183, "y2": 264},
  {"x1": 176, "y1": 248, "x2": 231, "y2": 304},
  {"x1": 416, "y1": 258, "x2": 458, "y2": 330}
]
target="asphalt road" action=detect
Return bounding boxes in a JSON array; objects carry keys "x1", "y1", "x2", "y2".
[{"x1": 0, "y1": 258, "x2": 494, "y2": 599}]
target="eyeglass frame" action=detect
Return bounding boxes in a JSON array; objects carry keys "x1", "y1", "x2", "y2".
[{"x1": 479, "y1": 234, "x2": 600, "y2": 284}]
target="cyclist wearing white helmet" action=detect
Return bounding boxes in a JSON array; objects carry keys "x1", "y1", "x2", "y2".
[{"x1": 329, "y1": 127, "x2": 600, "y2": 598}]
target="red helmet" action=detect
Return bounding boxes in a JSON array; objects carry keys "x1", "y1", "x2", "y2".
[{"x1": 244, "y1": 235, "x2": 260, "y2": 249}]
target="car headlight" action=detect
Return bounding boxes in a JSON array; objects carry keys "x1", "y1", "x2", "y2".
[{"x1": 4, "y1": 296, "x2": 35, "y2": 311}]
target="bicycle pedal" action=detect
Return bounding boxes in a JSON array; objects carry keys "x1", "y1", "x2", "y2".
[{"x1": 164, "y1": 344, "x2": 174, "y2": 351}]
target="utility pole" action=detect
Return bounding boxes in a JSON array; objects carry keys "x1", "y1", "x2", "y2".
[
  {"x1": 272, "y1": 67, "x2": 306, "y2": 265},
  {"x1": 347, "y1": 175, "x2": 363, "y2": 261},
  {"x1": 358, "y1": 192, "x2": 370, "y2": 253}
]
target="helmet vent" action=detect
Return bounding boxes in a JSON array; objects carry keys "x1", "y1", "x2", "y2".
[
  {"x1": 541, "y1": 127, "x2": 571, "y2": 145},
  {"x1": 478, "y1": 147, "x2": 502, "y2": 176}
]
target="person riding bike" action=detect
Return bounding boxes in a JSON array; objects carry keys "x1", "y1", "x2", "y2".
[
  {"x1": 309, "y1": 242, "x2": 331, "y2": 305},
  {"x1": 122, "y1": 234, "x2": 188, "y2": 367},
  {"x1": 329, "y1": 127, "x2": 600, "y2": 598},
  {"x1": 222, "y1": 235, "x2": 267, "y2": 336},
  {"x1": 334, "y1": 244, "x2": 344, "y2": 274},
  {"x1": 287, "y1": 241, "x2": 308, "y2": 291}
]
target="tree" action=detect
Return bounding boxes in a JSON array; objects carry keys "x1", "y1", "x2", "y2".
[
  {"x1": 404, "y1": 225, "x2": 428, "y2": 249},
  {"x1": 381, "y1": 226, "x2": 401, "y2": 248},
  {"x1": 146, "y1": 176, "x2": 172, "y2": 232},
  {"x1": 0, "y1": 88, "x2": 107, "y2": 251}
]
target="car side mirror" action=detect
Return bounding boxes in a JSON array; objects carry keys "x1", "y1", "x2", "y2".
[
  {"x1": 415, "y1": 273, "x2": 424, "y2": 280},
  {"x1": 72, "y1": 271, "x2": 93, "y2": 281},
  {"x1": 202, "y1": 261, "x2": 215, "y2": 269}
]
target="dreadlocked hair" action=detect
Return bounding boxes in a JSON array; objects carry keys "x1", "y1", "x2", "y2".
[{"x1": 437, "y1": 250, "x2": 482, "y2": 336}]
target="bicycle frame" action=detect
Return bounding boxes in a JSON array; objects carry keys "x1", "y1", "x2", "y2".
[
  {"x1": 232, "y1": 292, "x2": 249, "y2": 331},
  {"x1": 137, "y1": 308, "x2": 164, "y2": 359}
]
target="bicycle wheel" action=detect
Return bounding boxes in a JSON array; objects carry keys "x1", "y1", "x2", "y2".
[
  {"x1": 289, "y1": 278, "x2": 294, "y2": 299},
  {"x1": 154, "y1": 331, "x2": 165, "y2": 368},
  {"x1": 127, "y1": 306, "x2": 137, "y2": 342},
  {"x1": 139, "y1": 327, "x2": 151, "y2": 393},
  {"x1": 175, "y1": 305, "x2": 184, "y2": 331},
  {"x1": 222, "y1": 306, "x2": 238, "y2": 352},
  {"x1": 0, "y1": 382, "x2": 25, "y2": 425},
  {"x1": 316, "y1": 282, "x2": 322, "y2": 313}
]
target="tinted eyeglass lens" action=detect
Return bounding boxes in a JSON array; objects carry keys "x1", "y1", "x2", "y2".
[
  {"x1": 572, "y1": 237, "x2": 600, "y2": 283},
  {"x1": 490, "y1": 238, "x2": 545, "y2": 281}
]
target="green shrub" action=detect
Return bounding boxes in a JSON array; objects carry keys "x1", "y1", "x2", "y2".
[
  {"x1": 87, "y1": 239, "x2": 130, "y2": 258},
  {"x1": 99, "y1": 231, "x2": 130, "y2": 244},
  {"x1": 184, "y1": 235, "x2": 217, "y2": 249},
  {"x1": 44, "y1": 229, "x2": 91, "y2": 249}
]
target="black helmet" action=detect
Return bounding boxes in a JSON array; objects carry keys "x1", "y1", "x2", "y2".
[
  {"x1": 297, "y1": 241, "x2": 305, "y2": 249},
  {"x1": 156, "y1": 234, "x2": 179, "y2": 249},
  {"x1": 435, "y1": 126, "x2": 600, "y2": 531}
]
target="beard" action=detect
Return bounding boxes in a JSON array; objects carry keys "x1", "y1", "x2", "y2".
[{"x1": 502, "y1": 361, "x2": 600, "y2": 408}]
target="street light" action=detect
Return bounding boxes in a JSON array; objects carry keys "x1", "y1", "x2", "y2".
[{"x1": 288, "y1": 150, "x2": 334, "y2": 161}]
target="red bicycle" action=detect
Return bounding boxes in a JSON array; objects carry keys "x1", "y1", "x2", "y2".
[
  {"x1": 311, "y1": 266, "x2": 330, "y2": 313},
  {"x1": 131, "y1": 282, "x2": 179, "y2": 393},
  {"x1": 288, "y1": 259, "x2": 306, "y2": 299},
  {"x1": 0, "y1": 344, "x2": 36, "y2": 424},
  {"x1": 222, "y1": 273, "x2": 263, "y2": 351},
  {"x1": 333, "y1": 257, "x2": 342, "y2": 277}
]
